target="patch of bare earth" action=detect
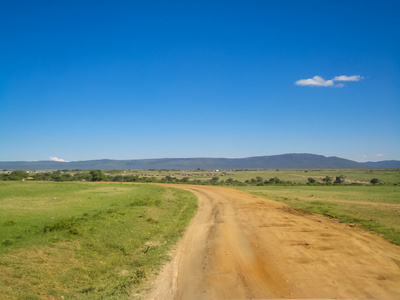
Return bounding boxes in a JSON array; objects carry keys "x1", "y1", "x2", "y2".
[{"x1": 142, "y1": 185, "x2": 400, "y2": 299}]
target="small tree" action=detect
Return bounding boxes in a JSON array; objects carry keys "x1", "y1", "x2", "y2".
[
  {"x1": 51, "y1": 171, "x2": 62, "y2": 182},
  {"x1": 256, "y1": 176, "x2": 264, "y2": 183},
  {"x1": 163, "y1": 175, "x2": 175, "y2": 182},
  {"x1": 112, "y1": 175, "x2": 124, "y2": 182},
  {"x1": 181, "y1": 177, "x2": 190, "y2": 183},
  {"x1": 89, "y1": 170, "x2": 108, "y2": 182},
  {"x1": 370, "y1": 178, "x2": 379, "y2": 185},
  {"x1": 334, "y1": 175, "x2": 345, "y2": 184},
  {"x1": 272, "y1": 177, "x2": 281, "y2": 184},
  {"x1": 210, "y1": 176, "x2": 219, "y2": 185},
  {"x1": 308, "y1": 177, "x2": 316, "y2": 184},
  {"x1": 8, "y1": 170, "x2": 29, "y2": 181},
  {"x1": 322, "y1": 176, "x2": 332, "y2": 184}
]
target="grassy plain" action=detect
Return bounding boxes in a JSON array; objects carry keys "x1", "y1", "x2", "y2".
[
  {"x1": 1, "y1": 169, "x2": 399, "y2": 298},
  {"x1": 107, "y1": 168, "x2": 400, "y2": 185},
  {"x1": 235, "y1": 185, "x2": 400, "y2": 245},
  {"x1": 0, "y1": 181, "x2": 197, "y2": 299}
]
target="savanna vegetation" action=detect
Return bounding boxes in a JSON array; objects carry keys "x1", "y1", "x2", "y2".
[
  {"x1": 0, "y1": 181, "x2": 197, "y2": 299},
  {"x1": 1, "y1": 168, "x2": 399, "y2": 298},
  {"x1": 1, "y1": 168, "x2": 399, "y2": 186}
]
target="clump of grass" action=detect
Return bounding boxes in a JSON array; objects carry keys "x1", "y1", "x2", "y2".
[
  {"x1": 3, "y1": 220, "x2": 16, "y2": 226},
  {"x1": 43, "y1": 219, "x2": 81, "y2": 235},
  {"x1": 1, "y1": 239, "x2": 14, "y2": 246},
  {"x1": 146, "y1": 217, "x2": 158, "y2": 224},
  {"x1": 127, "y1": 195, "x2": 162, "y2": 207}
]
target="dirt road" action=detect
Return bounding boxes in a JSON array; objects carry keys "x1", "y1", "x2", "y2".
[{"x1": 145, "y1": 185, "x2": 400, "y2": 299}]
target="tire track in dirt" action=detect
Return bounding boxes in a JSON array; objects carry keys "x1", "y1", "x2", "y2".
[{"x1": 144, "y1": 185, "x2": 400, "y2": 299}]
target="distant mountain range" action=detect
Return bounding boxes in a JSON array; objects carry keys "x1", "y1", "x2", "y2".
[{"x1": 1, "y1": 154, "x2": 399, "y2": 170}]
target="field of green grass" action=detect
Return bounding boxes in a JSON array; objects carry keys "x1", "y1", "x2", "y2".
[
  {"x1": 235, "y1": 185, "x2": 400, "y2": 245},
  {"x1": 0, "y1": 181, "x2": 197, "y2": 299}
]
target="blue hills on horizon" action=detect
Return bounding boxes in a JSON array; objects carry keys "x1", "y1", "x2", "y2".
[{"x1": 0, "y1": 154, "x2": 399, "y2": 170}]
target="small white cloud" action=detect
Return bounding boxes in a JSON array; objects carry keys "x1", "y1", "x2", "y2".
[
  {"x1": 295, "y1": 76, "x2": 334, "y2": 87},
  {"x1": 333, "y1": 75, "x2": 363, "y2": 82},
  {"x1": 296, "y1": 74, "x2": 363, "y2": 87},
  {"x1": 376, "y1": 154, "x2": 384, "y2": 157},
  {"x1": 362, "y1": 155, "x2": 367, "y2": 158},
  {"x1": 50, "y1": 156, "x2": 69, "y2": 162}
]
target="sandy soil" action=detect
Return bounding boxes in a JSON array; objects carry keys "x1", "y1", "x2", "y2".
[{"x1": 144, "y1": 185, "x2": 400, "y2": 299}]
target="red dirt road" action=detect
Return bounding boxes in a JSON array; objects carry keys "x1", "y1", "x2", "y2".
[{"x1": 145, "y1": 185, "x2": 400, "y2": 299}]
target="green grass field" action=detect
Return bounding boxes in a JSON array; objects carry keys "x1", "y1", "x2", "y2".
[
  {"x1": 235, "y1": 185, "x2": 400, "y2": 245},
  {"x1": 0, "y1": 181, "x2": 197, "y2": 299}
]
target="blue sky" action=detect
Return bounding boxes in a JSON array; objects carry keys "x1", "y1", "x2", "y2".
[{"x1": 1, "y1": 0, "x2": 399, "y2": 162}]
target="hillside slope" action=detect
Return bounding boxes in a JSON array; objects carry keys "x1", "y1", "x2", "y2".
[{"x1": 2, "y1": 153, "x2": 397, "y2": 170}]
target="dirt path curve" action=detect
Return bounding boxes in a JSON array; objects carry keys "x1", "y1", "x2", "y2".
[{"x1": 144, "y1": 185, "x2": 400, "y2": 299}]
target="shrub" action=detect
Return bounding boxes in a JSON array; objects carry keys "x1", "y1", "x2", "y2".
[
  {"x1": 334, "y1": 175, "x2": 345, "y2": 184},
  {"x1": 322, "y1": 176, "x2": 332, "y2": 184},
  {"x1": 308, "y1": 177, "x2": 316, "y2": 184},
  {"x1": 370, "y1": 178, "x2": 379, "y2": 185}
]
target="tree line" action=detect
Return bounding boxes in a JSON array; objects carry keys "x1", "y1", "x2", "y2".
[{"x1": 0, "y1": 170, "x2": 384, "y2": 185}]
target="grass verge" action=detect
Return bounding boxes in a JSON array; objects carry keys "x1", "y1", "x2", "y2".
[{"x1": 0, "y1": 181, "x2": 197, "y2": 299}]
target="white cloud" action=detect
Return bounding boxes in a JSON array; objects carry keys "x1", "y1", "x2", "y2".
[
  {"x1": 333, "y1": 75, "x2": 363, "y2": 81},
  {"x1": 295, "y1": 76, "x2": 334, "y2": 87},
  {"x1": 362, "y1": 155, "x2": 367, "y2": 158},
  {"x1": 376, "y1": 154, "x2": 384, "y2": 157},
  {"x1": 50, "y1": 156, "x2": 68, "y2": 162},
  {"x1": 295, "y1": 74, "x2": 363, "y2": 87}
]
